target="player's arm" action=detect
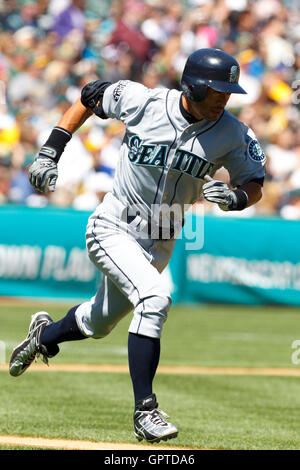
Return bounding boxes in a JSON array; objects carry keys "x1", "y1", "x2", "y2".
[
  {"x1": 57, "y1": 98, "x2": 93, "y2": 133},
  {"x1": 58, "y1": 78, "x2": 112, "y2": 132},
  {"x1": 28, "y1": 99, "x2": 93, "y2": 193},
  {"x1": 202, "y1": 176, "x2": 263, "y2": 211},
  {"x1": 238, "y1": 181, "x2": 262, "y2": 207},
  {"x1": 28, "y1": 80, "x2": 111, "y2": 193}
]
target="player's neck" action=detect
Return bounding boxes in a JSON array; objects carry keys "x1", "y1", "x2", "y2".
[{"x1": 181, "y1": 94, "x2": 204, "y2": 122}]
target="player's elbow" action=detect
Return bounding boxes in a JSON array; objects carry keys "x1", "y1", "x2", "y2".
[
  {"x1": 251, "y1": 185, "x2": 263, "y2": 206},
  {"x1": 240, "y1": 182, "x2": 263, "y2": 207}
]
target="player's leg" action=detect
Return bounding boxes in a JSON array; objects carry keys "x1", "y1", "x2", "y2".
[
  {"x1": 127, "y1": 332, "x2": 178, "y2": 443},
  {"x1": 10, "y1": 217, "x2": 177, "y2": 441},
  {"x1": 9, "y1": 312, "x2": 61, "y2": 377},
  {"x1": 10, "y1": 231, "x2": 168, "y2": 376},
  {"x1": 84, "y1": 228, "x2": 177, "y2": 442},
  {"x1": 8, "y1": 305, "x2": 88, "y2": 377},
  {"x1": 9, "y1": 214, "x2": 137, "y2": 377},
  {"x1": 8, "y1": 276, "x2": 132, "y2": 377},
  {"x1": 126, "y1": 237, "x2": 175, "y2": 402},
  {"x1": 8, "y1": 227, "x2": 159, "y2": 376},
  {"x1": 124, "y1": 239, "x2": 177, "y2": 443},
  {"x1": 74, "y1": 271, "x2": 176, "y2": 444}
]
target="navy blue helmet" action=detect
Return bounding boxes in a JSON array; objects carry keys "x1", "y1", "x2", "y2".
[{"x1": 181, "y1": 48, "x2": 247, "y2": 102}]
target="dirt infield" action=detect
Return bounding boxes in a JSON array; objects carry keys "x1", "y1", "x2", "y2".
[
  {"x1": 1, "y1": 363, "x2": 300, "y2": 376},
  {"x1": 0, "y1": 434, "x2": 203, "y2": 451}
]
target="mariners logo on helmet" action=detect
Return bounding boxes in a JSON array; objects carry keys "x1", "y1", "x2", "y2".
[{"x1": 229, "y1": 65, "x2": 239, "y2": 83}]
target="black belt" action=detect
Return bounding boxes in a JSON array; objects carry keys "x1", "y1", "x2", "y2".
[{"x1": 126, "y1": 214, "x2": 184, "y2": 240}]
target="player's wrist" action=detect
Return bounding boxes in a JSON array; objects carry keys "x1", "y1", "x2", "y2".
[
  {"x1": 37, "y1": 127, "x2": 72, "y2": 163},
  {"x1": 227, "y1": 189, "x2": 248, "y2": 210}
]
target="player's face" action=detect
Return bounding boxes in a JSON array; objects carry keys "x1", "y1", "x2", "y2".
[{"x1": 183, "y1": 87, "x2": 231, "y2": 121}]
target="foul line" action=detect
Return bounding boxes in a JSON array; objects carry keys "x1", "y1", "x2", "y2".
[{"x1": 1, "y1": 363, "x2": 300, "y2": 376}]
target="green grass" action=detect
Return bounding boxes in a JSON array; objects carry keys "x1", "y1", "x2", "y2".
[
  {"x1": 1, "y1": 303, "x2": 300, "y2": 449},
  {"x1": 1, "y1": 371, "x2": 300, "y2": 449}
]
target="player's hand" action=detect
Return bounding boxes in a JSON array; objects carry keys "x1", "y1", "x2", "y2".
[
  {"x1": 28, "y1": 156, "x2": 58, "y2": 193},
  {"x1": 203, "y1": 180, "x2": 239, "y2": 211}
]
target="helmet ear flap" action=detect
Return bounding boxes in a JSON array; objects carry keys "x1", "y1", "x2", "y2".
[{"x1": 181, "y1": 81, "x2": 207, "y2": 102}]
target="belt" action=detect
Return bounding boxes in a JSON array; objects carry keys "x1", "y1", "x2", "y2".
[
  {"x1": 126, "y1": 214, "x2": 184, "y2": 240},
  {"x1": 101, "y1": 194, "x2": 184, "y2": 240}
]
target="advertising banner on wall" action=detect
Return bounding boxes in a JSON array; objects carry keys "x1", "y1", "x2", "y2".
[
  {"x1": 1, "y1": 206, "x2": 300, "y2": 306},
  {"x1": 0, "y1": 206, "x2": 99, "y2": 301},
  {"x1": 179, "y1": 214, "x2": 300, "y2": 306}
]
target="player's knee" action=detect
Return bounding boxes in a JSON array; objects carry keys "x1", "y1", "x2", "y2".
[
  {"x1": 75, "y1": 298, "x2": 115, "y2": 339},
  {"x1": 89, "y1": 304, "x2": 116, "y2": 339},
  {"x1": 145, "y1": 280, "x2": 172, "y2": 309},
  {"x1": 158, "y1": 293, "x2": 172, "y2": 314},
  {"x1": 129, "y1": 293, "x2": 171, "y2": 338},
  {"x1": 91, "y1": 323, "x2": 114, "y2": 339},
  {"x1": 143, "y1": 292, "x2": 172, "y2": 316}
]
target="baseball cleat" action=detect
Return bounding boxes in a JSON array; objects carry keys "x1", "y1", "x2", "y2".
[
  {"x1": 134, "y1": 393, "x2": 178, "y2": 443},
  {"x1": 9, "y1": 312, "x2": 59, "y2": 377}
]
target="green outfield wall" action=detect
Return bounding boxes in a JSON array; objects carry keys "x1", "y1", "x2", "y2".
[{"x1": 0, "y1": 205, "x2": 300, "y2": 306}]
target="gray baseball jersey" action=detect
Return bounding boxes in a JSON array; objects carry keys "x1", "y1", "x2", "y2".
[
  {"x1": 102, "y1": 80, "x2": 265, "y2": 213},
  {"x1": 75, "y1": 80, "x2": 266, "y2": 340}
]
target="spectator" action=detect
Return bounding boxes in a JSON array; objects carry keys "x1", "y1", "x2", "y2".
[
  {"x1": 51, "y1": 0, "x2": 86, "y2": 40},
  {"x1": 0, "y1": 0, "x2": 299, "y2": 218}
]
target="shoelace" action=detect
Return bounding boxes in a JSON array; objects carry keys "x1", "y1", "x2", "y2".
[
  {"x1": 24, "y1": 351, "x2": 38, "y2": 365},
  {"x1": 144, "y1": 408, "x2": 170, "y2": 426},
  {"x1": 23, "y1": 345, "x2": 49, "y2": 367},
  {"x1": 35, "y1": 352, "x2": 49, "y2": 366},
  {"x1": 26, "y1": 322, "x2": 49, "y2": 366}
]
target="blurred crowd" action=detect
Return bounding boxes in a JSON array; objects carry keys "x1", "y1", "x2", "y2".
[{"x1": 0, "y1": 0, "x2": 299, "y2": 218}]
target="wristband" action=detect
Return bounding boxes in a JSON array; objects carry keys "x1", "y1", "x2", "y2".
[
  {"x1": 228, "y1": 189, "x2": 248, "y2": 211},
  {"x1": 38, "y1": 126, "x2": 72, "y2": 163}
]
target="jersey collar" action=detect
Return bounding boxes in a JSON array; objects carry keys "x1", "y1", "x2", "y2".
[{"x1": 179, "y1": 93, "x2": 200, "y2": 124}]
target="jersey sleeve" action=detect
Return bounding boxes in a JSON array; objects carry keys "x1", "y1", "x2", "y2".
[
  {"x1": 223, "y1": 124, "x2": 266, "y2": 187},
  {"x1": 101, "y1": 80, "x2": 150, "y2": 124}
]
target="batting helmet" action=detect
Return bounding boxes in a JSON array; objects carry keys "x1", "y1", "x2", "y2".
[{"x1": 181, "y1": 48, "x2": 247, "y2": 102}]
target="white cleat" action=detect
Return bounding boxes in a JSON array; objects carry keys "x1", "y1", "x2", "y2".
[
  {"x1": 134, "y1": 394, "x2": 178, "y2": 443},
  {"x1": 9, "y1": 312, "x2": 58, "y2": 377}
]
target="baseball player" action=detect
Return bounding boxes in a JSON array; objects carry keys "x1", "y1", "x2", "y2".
[{"x1": 9, "y1": 49, "x2": 265, "y2": 443}]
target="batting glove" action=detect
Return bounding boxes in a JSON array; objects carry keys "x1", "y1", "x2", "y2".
[
  {"x1": 28, "y1": 127, "x2": 72, "y2": 193},
  {"x1": 203, "y1": 180, "x2": 248, "y2": 211},
  {"x1": 28, "y1": 156, "x2": 58, "y2": 193}
]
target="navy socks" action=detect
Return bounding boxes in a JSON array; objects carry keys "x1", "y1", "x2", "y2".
[
  {"x1": 41, "y1": 310, "x2": 160, "y2": 407},
  {"x1": 128, "y1": 332, "x2": 160, "y2": 406},
  {"x1": 41, "y1": 305, "x2": 86, "y2": 354}
]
